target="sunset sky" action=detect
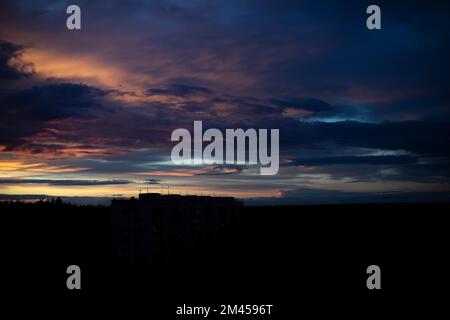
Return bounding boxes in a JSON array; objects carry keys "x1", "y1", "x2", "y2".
[{"x1": 1, "y1": 0, "x2": 449, "y2": 204}]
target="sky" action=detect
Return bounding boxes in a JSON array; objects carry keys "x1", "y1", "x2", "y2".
[{"x1": 0, "y1": 0, "x2": 449, "y2": 204}]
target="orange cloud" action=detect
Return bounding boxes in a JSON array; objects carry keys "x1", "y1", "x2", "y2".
[
  {"x1": 21, "y1": 48, "x2": 151, "y2": 101},
  {"x1": 0, "y1": 160, "x2": 88, "y2": 175}
]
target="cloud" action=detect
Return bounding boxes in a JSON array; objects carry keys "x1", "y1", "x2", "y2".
[
  {"x1": 279, "y1": 120, "x2": 450, "y2": 157},
  {"x1": 0, "y1": 82, "x2": 110, "y2": 149},
  {"x1": 2, "y1": 82, "x2": 108, "y2": 119},
  {"x1": 1, "y1": 2, "x2": 450, "y2": 200},
  {"x1": 195, "y1": 165, "x2": 244, "y2": 176},
  {"x1": 0, "y1": 179, "x2": 131, "y2": 186},
  {"x1": 271, "y1": 98, "x2": 334, "y2": 113},
  {"x1": 290, "y1": 155, "x2": 419, "y2": 166},
  {"x1": 0, "y1": 39, "x2": 33, "y2": 79},
  {"x1": 144, "y1": 178, "x2": 160, "y2": 185},
  {"x1": 147, "y1": 84, "x2": 212, "y2": 97}
]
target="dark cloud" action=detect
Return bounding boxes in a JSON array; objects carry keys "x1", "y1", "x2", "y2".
[
  {"x1": 280, "y1": 120, "x2": 450, "y2": 157},
  {"x1": 269, "y1": 97, "x2": 368, "y2": 121},
  {"x1": 2, "y1": 83, "x2": 108, "y2": 119},
  {"x1": 144, "y1": 178, "x2": 160, "y2": 185},
  {"x1": 370, "y1": 162, "x2": 450, "y2": 184},
  {"x1": 271, "y1": 98, "x2": 334, "y2": 113},
  {"x1": 291, "y1": 155, "x2": 419, "y2": 166},
  {"x1": 196, "y1": 165, "x2": 245, "y2": 176},
  {"x1": 282, "y1": 157, "x2": 450, "y2": 185},
  {"x1": 0, "y1": 82, "x2": 110, "y2": 149},
  {"x1": 0, "y1": 179, "x2": 131, "y2": 186},
  {"x1": 0, "y1": 39, "x2": 33, "y2": 79},
  {"x1": 147, "y1": 84, "x2": 212, "y2": 97}
]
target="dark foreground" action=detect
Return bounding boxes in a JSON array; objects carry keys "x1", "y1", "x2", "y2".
[{"x1": 1, "y1": 200, "x2": 449, "y2": 317}]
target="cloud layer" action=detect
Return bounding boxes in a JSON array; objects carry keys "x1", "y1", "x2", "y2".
[{"x1": 0, "y1": 1, "x2": 449, "y2": 202}]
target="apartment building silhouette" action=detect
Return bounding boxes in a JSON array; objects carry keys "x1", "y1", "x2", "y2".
[{"x1": 111, "y1": 193, "x2": 243, "y2": 264}]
